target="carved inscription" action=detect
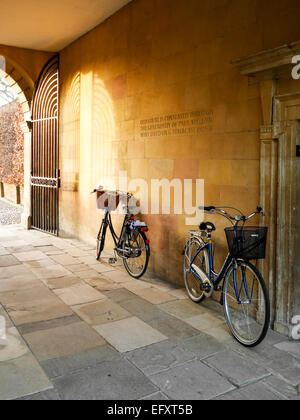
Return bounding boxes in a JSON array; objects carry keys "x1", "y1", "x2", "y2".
[{"x1": 140, "y1": 110, "x2": 213, "y2": 138}]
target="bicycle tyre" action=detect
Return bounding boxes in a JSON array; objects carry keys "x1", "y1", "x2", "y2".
[
  {"x1": 123, "y1": 231, "x2": 150, "y2": 279},
  {"x1": 183, "y1": 237, "x2": 209, "y2": 303},
  {"x1": 223, "y1": 260, "x2": 270, "y2": 347}
]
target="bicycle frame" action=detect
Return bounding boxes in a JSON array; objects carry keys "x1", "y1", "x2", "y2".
[
  {"x1": 189, "y1": 240, "x2": 249, "y2": 305},
  {"x1": 101, "y1": 209, "x2": 131, "y2": 250}
]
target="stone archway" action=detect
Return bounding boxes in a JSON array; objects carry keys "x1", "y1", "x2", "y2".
[{"x1": 0, "y1": 54, "x2": 34, "y2": 228}]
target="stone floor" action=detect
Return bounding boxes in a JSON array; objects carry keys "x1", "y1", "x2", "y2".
[
  {"x1": 0, "y1": 199, "x2": 22, "y2": 225},
  {"x1": 0, "y1": 224, "x2": 299, "y2": 400}
]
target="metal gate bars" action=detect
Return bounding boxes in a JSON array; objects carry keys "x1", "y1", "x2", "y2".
[{"x1": 31, "y1": 55, "x2": 60, "y2": 235}]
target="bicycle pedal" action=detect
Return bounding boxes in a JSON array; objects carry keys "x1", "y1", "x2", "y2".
[{"x1": 108, "y1": 258, "x2": 117, "y2": 265}]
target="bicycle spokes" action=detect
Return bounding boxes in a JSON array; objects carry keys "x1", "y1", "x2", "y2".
[{"x1": 224, "y1": 263, "x2": 268, "y2": 345}]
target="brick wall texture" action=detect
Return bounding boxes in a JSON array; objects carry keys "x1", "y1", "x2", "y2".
[{"x1": 0, "y1": 101, "x2": 24, "y2": 186}]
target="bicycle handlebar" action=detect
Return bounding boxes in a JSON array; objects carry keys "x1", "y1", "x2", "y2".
[{"x1": 198, "y1": 206, "x2": 265, "y2": 225}]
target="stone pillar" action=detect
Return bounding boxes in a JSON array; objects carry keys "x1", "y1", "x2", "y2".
[
  {"x1": 20, "y1": 119, "x2": 32, "y2": 230},
  {"x1": 259, "y1": 124, "x2": 278, "y2": 326}
]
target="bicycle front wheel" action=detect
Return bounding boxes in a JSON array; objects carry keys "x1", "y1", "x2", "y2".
[
  {"x1": 123, "y1": 230, "x2": 150, "y2": 279},
  {"x1": 223, "y1": 260, "x2": 270, "y2": 347},
  {"x1": 183, "y1": 237, "x2": 208, "y2": 303}
]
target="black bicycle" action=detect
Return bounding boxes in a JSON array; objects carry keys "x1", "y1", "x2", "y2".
[
  {"x1": 94, "y1": 188, "x2": 150, "y2": 279},
  {"x1": 183, "y1": 205, "x2": 270, "y2": 347}
]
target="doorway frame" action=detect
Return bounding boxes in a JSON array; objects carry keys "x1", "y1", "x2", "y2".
[{"x1": 233, "y1": 41, "x2": 300, "y2": 336}]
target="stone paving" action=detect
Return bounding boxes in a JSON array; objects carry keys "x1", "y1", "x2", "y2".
[
  {"x1": 0, "y1": 199, "x2": 22, "y2": 225},
  {"x1": 0, "y1": 224, "x2": 299, "y2": 400}
]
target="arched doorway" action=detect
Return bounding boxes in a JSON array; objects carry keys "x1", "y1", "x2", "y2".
[
  {"x1": 31, "y1": 55, "x2": 60, "y2": 235},
  {"x1": 0, "y1": 54, "x2": 34, "y2": 227}
]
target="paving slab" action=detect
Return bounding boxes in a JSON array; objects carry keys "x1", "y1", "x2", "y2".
[
  {"x1": 54, "y1": 283, "x2": 106, "y2": 306},
  {"x1": 17, "y1": 314, "x2": 81, "y2": 335},
  {"x1": 33, "y1": 246, "x2": 64, "y2": 255},
  {"x1": 5, "y1": 246, "x2": 35, "y2": 253},
  {"x1": 0, "y1": 255, "x2": 21, "y2": 267},
  {"x1": 65, "y1": 247, "x2": 92, "y2": 257},
  {"x1": 0, "y1": 353, "x2": 53, "y2": 400},
  {"x1": 72, "y1": 299, "x2": 131, "y2": 326},
  {"x1": 65, "y1": 264, "x2": 90, "y2": 273},
  {"x1": 118, "y1": 296, "x2": 169, "y2": 322},
  {"x1": 231, "y1": 340, "x2": 300, "y2": 386},
  {"x1": 41, "y1": 345, "x2": 121, "y2": 379},
  {"x1": 140, "y1": 392, "x2": 169, "y2": 400},
  {"x1": 49, "y1": 254, "x2": 79, "y2": 266},
  {"x1": 42, "y1": 275, "x2": 82, "y2": 290},
  {"x1": 104, "y1": 288, "x2": 139, "y2": 303},
  {"x1": 13, "y1": 251, "x2": 47, "y2": 262},
  {"x1": 262, "y1": 375, "x2": 299, "y2": 400},
  {"x1": 24, "y1": 258, "x2": 54, "y2": 268},
  {"x1": 23, "y1": 321, "x2": 106, "y2": 361},
  {"x1": 88, "y1": 263, "x2": 117, "y2": 274},
  {"x1": 0, "y1": 247, "x2": 9, "y2": 256},
  {"x1": 180, "y1": 333, "x2": 227, "y2": 359},
  {"x1": 0, "y1": 264, "x2": 27, "y2": 279},
  {"x1": 78, "y1": 255, "x2": 102, "y2": 265},
  {"x1": 85, "y1": 277, "x2": 122, "y2": 292},
  {"x1": 1, "y1": 285, "x2": 74, "y2": 326},
  {"x1": 76, "y1": 269, "x2": 103, "y2": 280},
  {"x1": 122, "y1": 279, "x2": 151, "y2": 293},
  {"x1": 204, "y1": 324, "x2": 233, "y2": 342},
  {"x1": 215, "y1": 381, "x2": 288, "y2": 400},
  {"x1": 94, "y1": 317, "x2": 167, "y2": 353},
  {"x1": 168, "y1": 289, "x2": 188, "y2": 300},
  {"x1": 0, "y1": 275, "x2": 40, "y2": 293},
  {"x1": 0, "y1": 240, "x2": 28, "y2": 248},
  {"x1": 132, "y1": 287, "x2": 177, "y2": 305},
  {"x1": 204, "y1": 350, "x2": 270, "y2": 387},
  {"x1": 53, "y1": 358, "x2": 158, "y2": 400},
  {"x1": 30, "y1": 264, "x2": 73, "y2": 280},
  {"x1": 18, "y1": 388, "x2": 61, "y2": 400},
  {"x1": 149, "y1": 316, "x2": 199, "y2": 342},
  {"x1": 149, "y1": 359, "x2": 235, "y2": 400},
  {"x1": 185, "y1": 312, "x2": 225, "y2": 332},
  {"x1": 275, "y1": 341, "x2": 300, "y2": 359},
  {"x1": 159, "y1": 299, "x2": 207, "y2": 320},
  {"x1": 103, "y1": 270, "x2": 132, "y2": 284},
  {"x1": 0, "y1": 327, "x2": 29, "y2": 362},
  {"x1": 126, "y1": 340, "x2": 195, "y2": 376}
]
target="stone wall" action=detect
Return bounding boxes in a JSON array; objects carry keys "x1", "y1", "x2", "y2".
[
  {"x1": 0, "y1": 101, "x2": 24, "y2": 186},
  {"x1": 59, "y1": 0, "x2": 300, "y2": 285}
]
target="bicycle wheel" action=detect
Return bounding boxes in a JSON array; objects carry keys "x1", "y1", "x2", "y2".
[
  {"x1": 96, "y1": 220, "x2": 107, "y2": 260},
  {"x1": 183, "y1": 237, "x2": 209, "y2": 303},
  {"x1": 123, "y1": 230, "x2": 150, "y2": 278},
  {"x1": 223, "y1": 260, "x2": 270, "y2": 347}
]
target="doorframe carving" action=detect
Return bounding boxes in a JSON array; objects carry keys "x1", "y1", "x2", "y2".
[{"x1": 233, "y1": 42, "x2": 300, "y2": 336}]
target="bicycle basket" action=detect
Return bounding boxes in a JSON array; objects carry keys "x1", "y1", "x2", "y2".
[
  {"x1": 225, "y1": 226, "x2": 268, "y2": 260},
  {"x1": 96, "y1": 190, "x2": 121, "y2": 211}
]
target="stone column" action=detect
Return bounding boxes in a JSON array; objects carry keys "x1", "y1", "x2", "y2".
[{"x1": 20, "y1": 119, "x2": 32, "y2": 230}]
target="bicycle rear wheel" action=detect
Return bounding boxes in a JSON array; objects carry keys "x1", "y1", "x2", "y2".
[
  {"x1": 123, "y1": 230, "x2": 150, "y2": 278},
  {"x1": 183, "y1": 237, "x2": 208, "y2": 303},
  {"x1": 223, "y1": 260, "x2": 270, "y2": 347}
]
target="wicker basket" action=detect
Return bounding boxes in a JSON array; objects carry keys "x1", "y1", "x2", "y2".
[
  {"x1": 96, "y1": 190, "x2": 121, "y2": 211},
  {"x1": 225, "y1": 226, "x2": 268, "y2": 260}
]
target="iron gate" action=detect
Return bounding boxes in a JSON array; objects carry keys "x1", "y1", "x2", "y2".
[{"x1": 31, "y1": 55, "x2": 60, "y2": 235}]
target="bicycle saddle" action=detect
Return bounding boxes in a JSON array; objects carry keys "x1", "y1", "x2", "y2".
[{"x1": 199, "y1": 222, "x2": 216, "y2": 232}]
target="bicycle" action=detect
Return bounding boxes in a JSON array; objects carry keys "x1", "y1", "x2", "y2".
[
  {"x1": 93, "y1": 187, "x2": 150, "y2": 279},
  {"x1": 183, "y1": 205, "x2": 270, "y2": 347}
]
